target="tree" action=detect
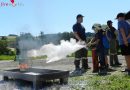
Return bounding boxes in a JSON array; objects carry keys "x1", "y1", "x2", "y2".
[
  {"x1": 0, "y1": 39, "x2": 8, "y2": 55},
  {"x1": 39, "y1": 31, "x2": 45, "y2": 40},
  {"x1": 1, "y1": 36, "x2": 7, "y2": 40},
  {"x1": 59, "y1": 32, "x2": 74, "y2": 41}
]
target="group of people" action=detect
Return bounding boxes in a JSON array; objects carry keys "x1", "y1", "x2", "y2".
[{"x1": 72, "y1": 11, "x2": 130, "y2": 75}]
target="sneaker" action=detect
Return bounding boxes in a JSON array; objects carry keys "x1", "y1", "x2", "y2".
[{"x1": 121, "y1": 68, "x2": 128, "y2": 72}]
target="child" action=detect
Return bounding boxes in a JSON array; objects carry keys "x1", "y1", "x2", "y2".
[{"x1": 89, "y1": 23, "x2": 107, "y2": 75}]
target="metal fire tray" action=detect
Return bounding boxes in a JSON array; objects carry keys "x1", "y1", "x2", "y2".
[{"x1": 2, "y1": 68, "x2": 69, "y2": 90}]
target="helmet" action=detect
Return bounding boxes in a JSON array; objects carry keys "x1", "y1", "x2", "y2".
[
  {"x1": 101, "y1": 24, "x2": 110, "y2": 31},
  {"x1": 92, "y1": 23, "x2": 102, "y2": 31}
]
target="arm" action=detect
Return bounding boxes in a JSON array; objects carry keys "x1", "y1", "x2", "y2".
[
  {"x1": 88, "y1": 37, "x2": 95, "y2": 43},
  {"x1": 106, "y1": 30, "x2": 110, "y2": 41},
  {"x1": 87, "y1": 37, "x2": 95, "y2": 47},
  {"x1": 127, "y1": 34, "x2": 130, "y2": 40},
  {"x1": 120, "y1": 28, "x2": 128, "y2": 46},
  {"x1": 91, "y1": 39, "x2": 100, "y2": 45},
  {"x1": 73, "y1": 32, "x2": 82, "y2": 41},
  {"x1": 73, "y1": 25, "x2": 82, "y2": 41}
]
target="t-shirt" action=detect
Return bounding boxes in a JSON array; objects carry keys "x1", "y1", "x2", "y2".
[
  {"x1": 107, "y1": 27, "x2": 116, "y2": 39},
  {"x1": 95, "y1": 30, "x2": 104, "y2": 50},
  {"x1": 118, "y1": 20, "x2": 130, "y2": 45},
  {"x1": 73, "y1": 23, "x2": 86, "y2": 41}
]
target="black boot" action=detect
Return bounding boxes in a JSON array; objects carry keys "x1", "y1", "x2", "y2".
[
  {"x1": 81, "y1": 59, "x2": 88, "y2": 73},
  {"x1": 71, "y1": 60, "x2": 82, "y2": 76},
  {"x1": 127, "y1": 70, "x2": 130, "y2": 75},
  {"x1": 110, "y1": 55, "x2": 114, "y2": 66},
  {"x1": 74, "y1": 60, "x2": 80, "y2": 70},
  {"x1": 98, "y1": 66, "x2": 107, "y2": 75},
  {"x1": 114, "y1": 55, "x2": 122, "y2": 66}
]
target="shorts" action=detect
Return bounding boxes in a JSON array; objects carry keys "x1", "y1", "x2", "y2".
[
  {"x1": 120, "y1": 43, "x2": 130, "y2": 55},
  {"x1": 75, "y1": 48, "x2": 88, "y2": 59}
]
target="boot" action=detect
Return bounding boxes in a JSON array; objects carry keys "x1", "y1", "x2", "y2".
[
  {"x1": 74, "y1": 60, "x2": 80, "y2": 70},
  {"x1": 110, "y1": 55, "x2": 114, "y2": 66},
  {"x1": 98, "y1": 65, "x2": 107, "y2": 75},
  {"x1": 71, "y1": 60, "x2": 82, "y2": 76},
  {"x1": 127, "y1": 70, "x2": 130, "y2": 75},
  {"x1": 114, "y1": 55, "x2": 122, "y2": 66},
  {"x1": 81, "y1": 59, "x2": 87, "y2": 73}
]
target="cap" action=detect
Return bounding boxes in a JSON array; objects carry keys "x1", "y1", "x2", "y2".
[
  {"x1": 125, "y1": 11, "x2": 130, "y2": 20},
  {"x1": 116, "y1": 13, "x2": 125, "y2": 19},
  {"x1": 107, "y1": 20, "x2": 113, "y2": 24},
  {"x1": 76, "y1": 14, "x2": 84, "y2": 19}
]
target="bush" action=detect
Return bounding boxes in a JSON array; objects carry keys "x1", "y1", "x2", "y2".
[{"x1": 8, "y1": 50, "x2": 15, "y2": 55}]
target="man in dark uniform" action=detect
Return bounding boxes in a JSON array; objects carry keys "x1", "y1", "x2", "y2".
[{"x1": 72, "y1": 14, "x2": 90, "y2": 74}]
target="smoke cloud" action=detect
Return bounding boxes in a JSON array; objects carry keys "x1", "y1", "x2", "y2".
[{"x1": 27, "y1": 38, "x2": 86, "y2": 63}]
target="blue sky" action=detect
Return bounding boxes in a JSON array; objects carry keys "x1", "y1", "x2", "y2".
[{"x1": 0, "y1": 0, "x2": 130, "y2": 36}]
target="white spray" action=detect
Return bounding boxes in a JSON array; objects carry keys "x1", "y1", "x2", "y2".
[{"x1": 27, "y1": 38, "x2": 87, "y2": 63}]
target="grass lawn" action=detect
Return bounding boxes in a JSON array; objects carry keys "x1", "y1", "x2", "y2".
[
  {"x1": 68, "y1": 50, "x2": 92, "y2": 57},
  {"x1": 69, "y1": 71, "x2": 130, "y2": 90},
  {"x1": 0, "y1": 55, "x2": 15, "y2": 60},
  {"x1": 0, "y1": 50, "x2": 92, "y2": 60},
  {"x1": 30, "y1": 56, "x2": 47, "y2": 60},
  {"x1": 88, "y1": 50, "x2": 92, "y2": 57}
]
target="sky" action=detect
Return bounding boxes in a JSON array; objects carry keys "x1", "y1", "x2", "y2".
[{"x1": 0, "y1": 0, "x2": 130, "y2": 36}]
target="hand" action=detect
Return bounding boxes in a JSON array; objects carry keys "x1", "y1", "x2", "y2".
[
  {"x1": 124, "y1": 40, "x2": 128, "y2": 46},
  {"x1": 127, "y1": 35, "x2": 130, "y2": 40},
  {"x1": 87, "y1": 43, "x2": 92, "y2": 47}
]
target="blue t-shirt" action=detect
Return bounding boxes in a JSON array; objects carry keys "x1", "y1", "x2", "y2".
[
  {"x1": 118, "y1": 20, "x2": 130, "y2": 45},
  {"x1": 73, "y1": 23, "x2": 86, "y2": 41}
]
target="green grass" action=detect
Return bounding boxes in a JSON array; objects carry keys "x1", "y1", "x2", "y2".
[
  {"x1": 7, "y1": 36, "x2": 16, "y2": 41},
  {"x1": 88, "y1": 50, "x2": 92, "y2": 57},
  {"x1": 0, "y1": 55, "x2": 47, "y2": 60},
  {"x1": 0, "y1": 55, "x2": 15, "y2": 60},
  {"x1": 30, "y1": 56, "x2": 47, "y2": 60},
  {"x1": 0, "y1": 50, "x2": 92, "y2": 60},
  {"x1": 68, "y1": 50, "x2": 92, "y2": 57},
  {"x1": 69, "y1": 72, "x2": 130, "y2": 90}
]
